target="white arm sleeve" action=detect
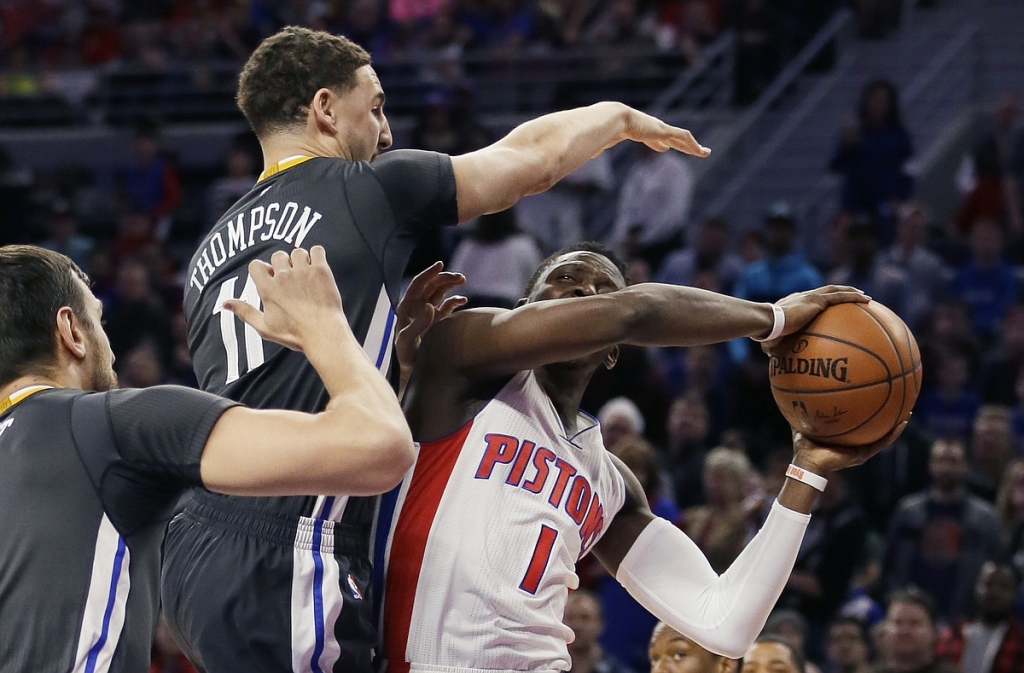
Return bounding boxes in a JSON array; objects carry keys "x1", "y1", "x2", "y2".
[{"x1": 614, "y1": 499, "x2": 810, "y2": 659}]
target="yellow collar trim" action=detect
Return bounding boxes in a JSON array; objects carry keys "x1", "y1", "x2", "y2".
[
  {"x1": 258, "y1": 155, "x2": 314, "y2": 182},
  {"x1": 0, "y1": 385, "x2": 54, "y2": 414}
]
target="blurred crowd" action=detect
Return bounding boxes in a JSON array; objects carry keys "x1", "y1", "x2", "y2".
[{"x1": 5, "y1": 2, "x2": 1024, "y2": 672}]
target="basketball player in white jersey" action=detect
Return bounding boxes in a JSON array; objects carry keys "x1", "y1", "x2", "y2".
[{"x1": 380, "y1": 242, "x2": 904, "y2": 673}]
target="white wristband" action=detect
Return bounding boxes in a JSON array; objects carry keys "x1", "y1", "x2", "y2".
[
  {"x1": 786, "y1": 464, "x2": 828, "y2": 491},
  {"x1": 751, "y1": 304, "x2": 785, "y2": 342}
]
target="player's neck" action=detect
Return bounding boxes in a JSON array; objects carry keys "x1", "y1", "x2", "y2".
[
  {"x1": 535, "y1": 366, "x2": 593, "y2": 436},
  {"x1": 260, "y1": 133, "x2": 341, "y2": 169},
  {"x1": 0, "y1": 373, "x2": 62, "y2": 401}
]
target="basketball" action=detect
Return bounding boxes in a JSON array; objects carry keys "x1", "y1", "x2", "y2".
[{"x1": 768, "y1": 301, "x2": 922, "y2": 447}]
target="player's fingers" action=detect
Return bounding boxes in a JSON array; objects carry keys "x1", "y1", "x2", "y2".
[
  {"x1": 406, "y1": 261, "x2": 445, "y2": 298},
  {"x1": 428, "y1": 273, "x2": 467, "y2": 305},
  {"x1": 437, "y1": 295, "x2": 468, "y2": 319},
  {"x1": 290, "y1": 247, "x2": 312, "y2": 267},
  {"x1": 223, "y1": 300, "x2": 263, "y2": 329},
  {"x1": 819, "y1": 289, "x2": 872, "y2": 305},
  {"x1": 667, "y1": 128, "x2": 711, "y2": 156},
  {"x1": 247, "y1": 258, "x2": 274, "y2": 281},
  {"x1": 310, "y1": 245, "x2": 328, "y2": 268},
  {"x1": 270, "y1": 250, "x2": 291, "y2": 271}
]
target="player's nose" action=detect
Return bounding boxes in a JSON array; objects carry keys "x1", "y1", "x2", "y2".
[
  {"x1": 572, "y1": 282, "x2": 596, "y2": 298},
  {"x1": 378, "y1": 117, "x2": 393, "y2": 151}
]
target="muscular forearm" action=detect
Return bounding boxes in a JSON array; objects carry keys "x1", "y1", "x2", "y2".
[
  {"x1": 620, "y1": 283, "x2": 775, "y2": 345},
  {"x1": 494, "y1": 102, "x2": 630, "y2": 196},
  {"x1": 615, "y1": 502, "x2": 810, "y2": 659}
]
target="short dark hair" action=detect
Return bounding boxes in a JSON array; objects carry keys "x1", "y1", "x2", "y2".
[
  {"x1": 828, "y1": 616, "x2": 868, "y2": 640},
  {"x1": 0, "y1": 245, "x2": 91, "y2": 386},
  {"x1": 751, "y1": 634, "x2": 806, "y2": 673},
  {"x1": 887, "y1": 586, "x2": 938, "y2": 624},
  {"x1": 522, "y1": 241, "x2": 629, "y2": 297},
  {"x1": 237, "y1": 26, "x2": 371, "y2": 138}
]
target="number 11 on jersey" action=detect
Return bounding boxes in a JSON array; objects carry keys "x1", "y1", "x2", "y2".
[{"x1": 213, "y1": 274, "x2": 265, "y2": 384}]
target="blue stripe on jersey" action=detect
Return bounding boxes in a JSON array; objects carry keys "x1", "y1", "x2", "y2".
[
  {"x1": 84, "y1": 536, "x2": 127, "y2": 673},
  {"x1": 375, "y1": 309, "x2": 396, "y2": 369},
  {"x1": 372, "y1": 484, "x2": 402, "y2": 626},
  {"x1": 310, "y1": 522, "x2": 327, "y2": 673}
]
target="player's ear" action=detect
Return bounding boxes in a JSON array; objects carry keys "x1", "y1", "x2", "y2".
[
  {"x1": 311, "y1": 88, "x2": 338, "y2": 134},
  {"x1": 55, "y1": 306, "x2": 87, "y2": 360},
  {"x1": 604, "y1": 345, "x2": 619, "y2": 370}
]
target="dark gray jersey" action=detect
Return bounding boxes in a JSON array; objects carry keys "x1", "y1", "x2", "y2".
[
  {"x1": 183, "y1": 151, "x2": 457, "y2": 523},
  {"x1": 0, "y1": 385, "x2": 235, "y2": 673}
]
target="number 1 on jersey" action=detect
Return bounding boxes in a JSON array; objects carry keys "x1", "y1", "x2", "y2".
[
  {"x1": 213, "y1": 274, "x2": 265, "y2": 384},
  {"x1": 520, "y1": 524, "x2": 558, "y2": 595}
]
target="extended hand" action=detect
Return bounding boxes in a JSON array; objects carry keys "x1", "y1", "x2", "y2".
[
  {"x1": 791, "y1": 421, "x2": 908, "y2": 476},
  {"x1": 762, "y1": 285, "x2": 870, "y2": 351},
  {"x1": 224, "y1": 246, "x2": 344, "y2": 351},
  {"x1": 621, "y1": 108, "x2": 711, "y2": 157},
  {"x1": 396, "y1": 261, "x2": 466, "y2": 395}
]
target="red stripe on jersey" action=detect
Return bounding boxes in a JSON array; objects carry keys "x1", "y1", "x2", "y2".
[{"x1": 383, "y1": 419, "x2": 474, "y2": 673}]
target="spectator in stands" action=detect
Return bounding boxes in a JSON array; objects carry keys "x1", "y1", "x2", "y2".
[
  {"x1": 206, "y1": 138, "x2": 259, "y2": 232},
  {"x1": 728, "y1": 201, "x2": 822, "y2": 454},
  {"x1": 515, "y1": 154, "x2": 615, "y2": 255},
  {"x1": 829, "y1": 78, "x2": 914, "y2": 239},
  {"x1": 740, "y1": 636, "x2": 805, "y2": 673},
  {"x1": 657, "y1": 217, "x2": 744, "y2": 293},
  {"x1": 680, "y1": 446, "x2": 758, "y2": 573},
  {"x1": 167, "y1": 310, "x2": 197, "y2": 388},
  {"x1": 762, "y1": 609, "x2": 823, "y2": 673},
  {"x1": 582, "y1": 0, "x2": 656, "y2": 48},
  {"x1": 995, "y1": 460, "x2": 1024, "y2": 579},
  {"x1": 980, "y1": 304, "x2": 1024, "y2": 406},
  {"x1": 664, "y1": 393, "x2": 714, "y2": 509},
  {"x1": 653, "y1": 343, "x2": 733, "y2": 440},
  {"x1": 608, "y1": 145, "x2": 696, "y2": 268},
  {"x1": 447, "y1": 208, "x2": 543, "y2": 308},
  {"x1": 879, "y1": 203, "x2": 950, "y2": 331},
  {"x1": 873, "y1": 588, "x2": 958, "y2": 673},
  {"x1": 916, "y1": 299, "x2": 982, "y2": 395},
  {"x1": 824, "y1": 616, "x2": 871, "y2": 673},
  {"x1": 120, "y1": 120, "x2": 181, "y2": 240},
  {"x1": 109, "y1": 208, "x2": 156, "y2": 263},
  {"x1": 39, "y1": 197, "x2": 94, "y2": 270},
  {"x1": 883, "y1": 439, "x2": 1005, "y2": 624},
  {"x1": 948, "y1": 218, "x2": 1020, "y2": 344},
  {"x1": 563, "y1": 589, "x2": 637, "y2": 673},
  {"x1": 776, "y1": 470, "x2": 869, "y2": 644},
  {"x1": 956, "y1": 93, "x2": 1024, "y2": 238},
  {"x1": 968, "y1": 405, "x2": 1017, "y2": 503},
  {"x1": 827, "y1": 215, "x2": 910, "y2": 321},
  {"x1": 937, "y1": 561, "x2": 1024, "y2": 673},
  {"x1": 648, "y1": 621, "x2": 737, "y2": 673},
  {"x1": 913, "y1": 347, "x2": 980, "y2": 441},
  {"x1": 119, "y1": 340, "x2": 167, "y2": 389},
  {"x1": 104, "y1": 256, "x2": 173, "y2": 363},
  {"x1": 728, "y1": 0, "x2": 781, "y2": 106},
  {"x1": 598, "y1": 396, "x2": 647, "y2": 450}
]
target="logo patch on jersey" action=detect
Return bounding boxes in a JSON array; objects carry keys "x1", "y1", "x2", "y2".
[{"x1": 347, "y1": 573, "x2": 363, "y2": 600}]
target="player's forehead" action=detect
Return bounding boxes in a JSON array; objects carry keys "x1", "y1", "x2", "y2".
[
  {"x1": 356, "y1": 65, "x2": 384, "y2": 97},
  {"x1": 546, "y1": 251, "x2": 623, "y2": 282}
]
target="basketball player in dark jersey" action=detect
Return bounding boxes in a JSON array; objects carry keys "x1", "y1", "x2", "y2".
[
  {"x1": 162, "y1": 25, "x2": 712, "y2": 673},
  {"x1": 0, "y1": 244, "x2": 412, "y2": 672}
]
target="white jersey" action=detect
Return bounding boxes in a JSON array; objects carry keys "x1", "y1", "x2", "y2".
[{"x1": 380, "y1": 371, "x2": 627, "y2": 673}]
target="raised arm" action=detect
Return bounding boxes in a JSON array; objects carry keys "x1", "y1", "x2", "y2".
[
  {"x1": 593, "y1": 425, "x2": 906, "y2": 658},
  {"x1": 423, "y1": 283, "x2": 866, "y2": 380},
  {"x1": 450, "y1": 102, "x2": 710, "y2": 222},
  {"x1": 198, "y1": 247, "x2": 415, "y2": 496}
]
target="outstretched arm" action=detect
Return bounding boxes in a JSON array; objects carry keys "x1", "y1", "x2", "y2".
[
  {"x1": 425, "y1": 283, "x2": 866, "y2": 380},
  {"x1": 450, "y1": 102, "x2": 710, "y2": 221},
  {"x1": 593, "y1": 425, "x2": 905, "y2": 658},
  {"x1": 199, "y1": 247, "x2": 415, "y2": 497}
]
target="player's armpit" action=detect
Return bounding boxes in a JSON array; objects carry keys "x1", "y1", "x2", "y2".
[{"x1": 198, "y1": 404, "x2": 414, "y2": 497}]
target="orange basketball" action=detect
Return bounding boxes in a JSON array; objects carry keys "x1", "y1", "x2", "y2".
[{"x1": 768, "y1": 301, "x2": 922, "y2": 447}]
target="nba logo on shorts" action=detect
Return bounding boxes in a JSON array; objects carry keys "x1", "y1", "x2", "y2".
[{"x1": 347, "y1": 573, "x2": 363, "y2": 600}]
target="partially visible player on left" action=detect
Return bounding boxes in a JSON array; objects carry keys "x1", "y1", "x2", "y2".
[{"x1": 0, "y1": 244, "x2": 413, "y2": 673}]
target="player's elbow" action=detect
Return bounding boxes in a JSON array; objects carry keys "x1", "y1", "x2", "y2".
[
  {"x1": 699, "y1": 633, "x2": 754, "y2": 661},
  {"x1": 357, "y1": 418, "x2": 416, "y2": 493}
]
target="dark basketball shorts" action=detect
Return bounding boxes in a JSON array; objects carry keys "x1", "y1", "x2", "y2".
[{"x1": 161, "y1": 496, "x2": 375, "y2": 673}]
